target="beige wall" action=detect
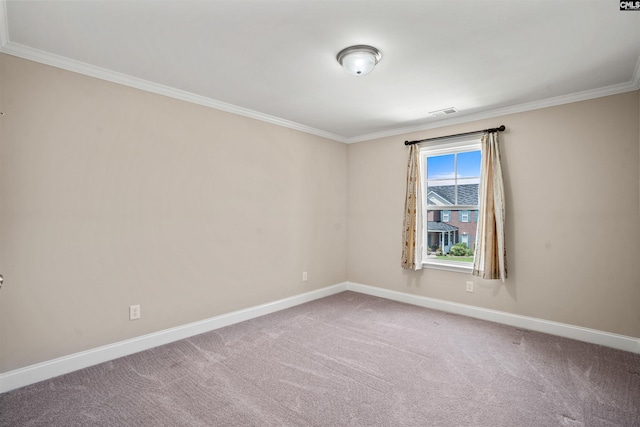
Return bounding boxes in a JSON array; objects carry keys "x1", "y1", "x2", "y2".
[
  {"x1": 0, "y1": 54, "x2": 348, "y2": 373},
  {"x1": 348, "y1": 91, "x2": 640, "y2": 338},
  {"x1": 1, "y1": 52, "x2": 639, "y2": 375}
]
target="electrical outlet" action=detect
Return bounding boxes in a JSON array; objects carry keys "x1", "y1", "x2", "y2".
[
  {"x1": 129, "y1": 304, "x2": 141, "y2": 320},
  {"x1": 302, "y1": 272, "x2": 308, "y2": 282},
  {"x1": 466, "y1": 281, "x2": 474, "y2": 293}
]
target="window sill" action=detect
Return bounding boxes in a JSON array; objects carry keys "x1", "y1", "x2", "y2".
[{"x1": 423, "y1": 260, "x2": 473, "y2": 274}]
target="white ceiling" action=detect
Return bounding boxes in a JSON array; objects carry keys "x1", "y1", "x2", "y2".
[{"x1": 1, "y1": 0, "x2": 639, "y2": 143}]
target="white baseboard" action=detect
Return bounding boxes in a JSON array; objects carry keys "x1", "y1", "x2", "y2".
[
  {"x1": 2, "y1": 281, "x2": 638, "y2": 394},
  {"x1": 0, "y1": 283, "x2": 348, "y2": 393},
  {"x1": 345, "y1": 282, "x2": 640, "y2": 355}
]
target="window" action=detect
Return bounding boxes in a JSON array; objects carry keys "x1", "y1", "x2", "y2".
[{"x1": 421, "y1": 138, "x2": 481, "y2": 271}]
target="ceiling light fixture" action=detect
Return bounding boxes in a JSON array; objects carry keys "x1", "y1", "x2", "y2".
[{"x1": 336, "y1": 45, "x2": 382, "y2": 76}]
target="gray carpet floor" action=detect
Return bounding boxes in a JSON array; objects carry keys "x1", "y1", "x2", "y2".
[{"x1": 1, "y1": 291, "x2": 639, "y2": 426}]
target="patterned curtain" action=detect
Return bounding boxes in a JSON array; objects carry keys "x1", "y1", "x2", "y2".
[
  {"x1": 473, "y1": 132, "x2": 507, "y2": 281},
  {"x1": 401, "y1": 144, "x2": 422, "y2": 270}
]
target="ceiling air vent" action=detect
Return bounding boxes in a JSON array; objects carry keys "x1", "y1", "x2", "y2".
[{"x1": 429, "y1": 107, "x2": 458, "y2": 117}]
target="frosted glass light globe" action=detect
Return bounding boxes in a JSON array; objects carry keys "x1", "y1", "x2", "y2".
[{"x1": 337, "y1": 45, "x2": 382, "y2": 76}]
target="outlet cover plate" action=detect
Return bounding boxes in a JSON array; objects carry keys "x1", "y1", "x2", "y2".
[{"x1": 129, "y1": 305, "x2": 141, "y2": 320}]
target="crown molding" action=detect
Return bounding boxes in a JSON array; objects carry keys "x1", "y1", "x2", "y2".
[
  {"x1": 345, "y1": 71, "x2": 640, "y2": 144},
  {"x1": 632, "y1": 53, "x2": 640, "y2": 89},
  {"x1": 0, "y1": 0, "x2": 8, "y2": 48},
  {"x1": 0, "y1": 40, "x2": 349, "y2": 144},
  {"x1": 0, "y1": 0, "x2": 638, "y2": 147}
]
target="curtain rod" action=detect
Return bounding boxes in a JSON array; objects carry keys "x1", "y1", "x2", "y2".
[{"x1": 404, "y1": 125, "x2": 506, "y2": 146}]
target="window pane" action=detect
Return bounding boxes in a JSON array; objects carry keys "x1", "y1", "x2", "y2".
[
  {"x1": 427, "y1": 154, "x2": 454, "y2": 182},
  {"x1": 426, "y1": 182, "x2": 456, "y2": 206},
  {"x1": 457, "y1": 182, "x2": 479, "y2": 205},
  {"x1": 425, "y1": 208, "x2": 478, "y2": 263},
  {"x1": 457, "y1": 151, "x2": 481, "y2": 178},
  {"x1": 421, "y1": 142, "x2": 482, "y2": 269}
]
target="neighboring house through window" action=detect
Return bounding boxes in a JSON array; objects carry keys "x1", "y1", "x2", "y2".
[{"x1": 421, "y1": 138, "x2": 481, "y2": 269}]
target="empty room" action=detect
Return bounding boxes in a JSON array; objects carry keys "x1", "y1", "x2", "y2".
[{"x1": 0, "y1": 1, "x2": 639, "y2": 425}]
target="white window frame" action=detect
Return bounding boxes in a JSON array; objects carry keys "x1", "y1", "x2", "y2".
[
  {"x1": 420, "y1": 137, "x2": 481, "y2": 273},
  {"x1": 460, "y1": 210, "x2": 469, "y2": 222}
]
